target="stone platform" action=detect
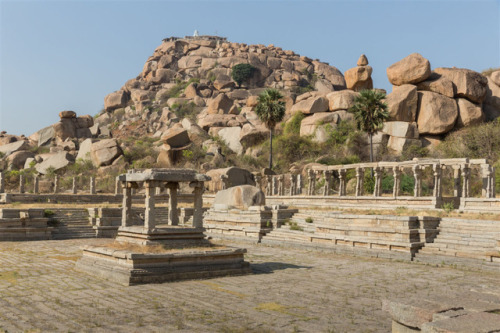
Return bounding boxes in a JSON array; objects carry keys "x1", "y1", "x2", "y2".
[
  {"x1": 0, "y1": 208, "x2": 52, "y2": 241},
  {"x1": 75, "y1": 243, "x2": 250, "y2": 286}
]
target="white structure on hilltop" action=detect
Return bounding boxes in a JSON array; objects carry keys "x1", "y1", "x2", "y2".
[{"x1": 193, "y1": 30, "x2": 199, "y2": 37}]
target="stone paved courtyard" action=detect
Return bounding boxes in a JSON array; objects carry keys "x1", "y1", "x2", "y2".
[{"x1": 0, "y1": 239, "x2": 498, "y2": 333}]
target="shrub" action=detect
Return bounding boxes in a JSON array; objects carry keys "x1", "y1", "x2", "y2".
[
  {"x1": 283, "y1": 113, "x2": 305, "y2": 136},
  {"x1": 43, "y1": 209, "x2": 55, "y2": 217},
  {"x1": 442, "y1": 202, "x2": 455, "y2": 213},
  {"x1": 305, "y1": 217, "x2": 313, "y2": 223},
  {"x1": 171, "y1": 102, "x2": 197, "y2": 121},
  {"x1": 231, "y1": 64, "x2": 256, "y2": 87}
]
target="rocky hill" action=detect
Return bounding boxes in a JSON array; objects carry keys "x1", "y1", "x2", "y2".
[{"x1": 1, "y1": 35, "x2": 500, "y2": 183}]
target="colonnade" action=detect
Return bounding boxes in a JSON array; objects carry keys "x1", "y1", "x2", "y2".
[{"x1": 258, "y1": 158, "x2": 496, "y2": 199}]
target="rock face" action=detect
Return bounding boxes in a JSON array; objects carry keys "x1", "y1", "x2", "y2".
[
  {"x1": 206, "y1": 167, "x2": 256, "y2": 191},
  {"x1": 484, "y1": 76, "x2": 500, "y2": 121},
  {"x1": 386, "y1": 84, "x2": 418, "y2": 122},
  {"x1": 90, "y1": 139, "x2": 122, "y2": 167},
  {"x1": 217, "y1": 127, "x2": 243, "y2": 154},
  {"x1": 434, "y1": 67, "x2": 488, "y2": 103},
  {"x1": 76, "y1": 138, "x2": 93, "y2": 161},
  {"x1": 290, "y1": 96, "x2": 329, "y2": 115},
  {"x1": 213, "y1": 185, "x2": 265, "y2": 210},
  {"x1": 456, "y1": 98, "x2": 484, "y2": 128},
  {"x1": 416, "y1": 73, "x2": 455, "y2": 98},
  {"x1": 0, "y1": 140, "x2": 29, "y2": 157},
  {"x1": 35, "y1": 152, "x2": 74, "y2": 174},
  {"x1": 6, "y1": 151, "x2": 35, "y2": 170},
  {"x1": 326, "y1": 90, "x2": 359, "y2": 111},
  {"x1": 300, "y1": 112, "x2": 339, "y2": 136},
  {"x1": 417, "y1": 91, "x2": 458, "y2": 135},
  {"x1": 382, "y1": 121, "x2": 419, "y2": 139},
  {"x1": 387, "y1": 53, "x2": 431, "y2": 86},
  {"x1": 161, "y1": 127, "x2": 191, "y2": 149},
  {"x1": 104, "y1": 90, "x2": 129, "y2": 111},
  {"x1": 344, "y1": 55, "x2": 373, "y2": 91}
]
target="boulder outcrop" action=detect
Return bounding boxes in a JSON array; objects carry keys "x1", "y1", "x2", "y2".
[
  {"x1": 387, "y1": 53, "x2": 431, "y2": 86},
  {"x1": 416, "y1": 91, "x2": 458, "y2": 135}
]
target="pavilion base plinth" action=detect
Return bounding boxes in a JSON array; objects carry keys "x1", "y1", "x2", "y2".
[
  {"x1": 75, "y1": 244, "x2": 251, "y2": 286},
  {"x1": 115, "y1": 225, "x2": 208, "y2": 246}
]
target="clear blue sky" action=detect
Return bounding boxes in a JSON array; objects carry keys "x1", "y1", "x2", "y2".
[{"x1": 1, "y1": 0, "x2": 499, "y2": 136}]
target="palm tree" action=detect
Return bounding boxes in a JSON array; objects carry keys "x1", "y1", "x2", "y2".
[
  {"x1": 348, "y1": 89, "x2": 389, "y2": 163},
  {"x1": 255, "y1": 89, "x2": 286, "y2": 170}
]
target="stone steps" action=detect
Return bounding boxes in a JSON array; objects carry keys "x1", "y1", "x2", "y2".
[
  {"x1": 50, "y1": 209, "x2": 95, "y2": 239},
  {"x1": 415, "y1": 218, "x2": 500, "y2": 266}
]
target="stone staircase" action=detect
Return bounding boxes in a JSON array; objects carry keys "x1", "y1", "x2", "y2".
[
  {"x1": 50, "y1": 208, "x2": 96, "y2": 239},
  {"x1": 262, "y1": 211, "x2": 438, "y2": 260},
  {"x1": 414, "y1": 218, "x2": 500, "y2": 270}
]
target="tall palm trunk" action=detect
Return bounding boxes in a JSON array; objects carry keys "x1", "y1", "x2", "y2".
[
  {"x1": 269, "y1": 129, "x2": 273, "y2": 170},
  {"x1": 369, "y1": 133, "x2": 374, "y2": 177}
]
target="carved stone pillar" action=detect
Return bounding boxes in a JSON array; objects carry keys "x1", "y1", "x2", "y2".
[
  {"x1": 190, "y1": 181, "x2": 205, "y2": 228},
  {"x1": 0, "y1": 172, "x2": 4, "y2": 193},
  {"x1": 121, "y1": 183, "x2": 132, "y2": 227},
  {"x1": 54, "y1": 176, "x2": 59, "y2": 194},
  {"x1": 278, "y1": 175, "x2": 284, "y2": 196},
  {"x1": 167, "y1": 182, "x2": 179, "y2": 225},
  {"x1": 491, "y1": 167, "x2": 496, "y2": 198},
  {"x1": 307, "y1": 169, "x2": 315, "y2": 196},
  {"x1": 373, "y1": 167, "x2": 382, "y2": 197},
  {"x1": 254, "y1": 173, "x2": 262, "y2": 192},
  {"x1": 413, "y1": 165, "x2": 422, "y2": 197},
  {"x1": 72, "y1": 177, "x2": 77, "y2": 194},
  {"x1": 355, "y1": 167, "x2": 364, "y2": 197},
  {"x1": 297, "y1": 174, "x2": 302, "y2": 195},
  {"x1": 461, "y1": 164, "x2": 470, "y2": 198},
  {"x1": 481, "y1": 164, "x2": 493, "y2": 198},
  {"x1": 266, "y1": 175, "x2": 272, "y2": 196},
  {"x1": 33, "y1": 175, "x2": 39, "y2": 194},
  {"x1": 144, "y1": 181, "x2": 156, "y2": 232},
  {"x1": 393, "y1": 166, "x2": 401, "y2": 198},
  {"x1": 339, "y1": 169, "x2": 346, "y2": 196},
  {"x1": 90, "y1": 177, "x2": 96, "y2": 195},
  {"x1": 453, "y1": 166, "x2": 462, "y2": 197},
  {"x1": 433, "y1": 164, "x2": 442, "y2": 198},
  {"x1": 289, "y1": 174, "x2": 296, "y2": 196},
  {"x1": 323, "y1": 170, "x2": 331, "y2": 196},
  {"x1": 19, "y1": 174, "x2": 25, "y2": 194}
]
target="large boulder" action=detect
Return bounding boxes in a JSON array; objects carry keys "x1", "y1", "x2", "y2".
[
  {"x1": 104, "y1": 90, "x2": 129, "y2": 111},
  {"x1": 36, "y1": 126, "x2": 56, "y2": 146},
  {"x1": 206, "y1": 167, "x2": 256, "y2": 191},
  {"x1": 213, "y1": 185, "x2": 265, "y2": 210},
  {"x1": 344, "y1": 65, "x2": 373, "y2": 91},
  {"x1": 491, "y1": 70, "x2": 500, "y2": 86},
  {"x1": 433, "y1": 67, "x2": 488, "y2": 103},
  {"x1": 0, "y1": 140, "x2": 29, "y2": 157},
  {"x1": 197, "y1": 114, "x2": 247, "y2": 131},
  {"x1": 217, "y1": 127, "x2": 243, "y2": 154},
  {"x1": 416, "y1": 73, "x2": 455, "y2": 98},
  {"x1": 6, "y1": 151, "x2": 35, "y2": 170},
  {"x1": 161, "y1": 127, "x2": 191, "y2": 149},
  {"x1": 90, "y1": 139, "x2": 122, "y2": 167},
  {"x1": 455, "y1": 98, "x2": 484, "y2": 128},
  {"x1": 35, "y1": 152, "x2": 74, "y2": 174},
  {"x1": 206, "y1": 93, "x2": 234, "y2": 114},
  {"x1": 382, "y1": 121, "x2": 419, "y2": 139},
  {"x1": 417, "y1": 91, "x2": 458, "y2": 135},
  {"x1": 326, "y1": 90, "x2": 359, "y2": 111},
  {"x1": 239, "y1": 123, "x2": 268, "y2": 147},
  {"x1": 290, "y1": 96, "x2": 329, "y2": 115},
  {"x1": 387, "y1": 137, "x2": 422, "y2": 154},
  {"x1": 483, "y1": 77, "x2": 500, "y2": 121},
  {"x1": 386, "y1": 84, "x2": 418, "y2": 122},
  {"x1": 76, "y1": 138, "x2": 94, "y2": 161},
  {"x1": 387, "y1": 53, "x2": 431, "y2": 86},
  {"x1": 300, "y1": 112, "x2": 340, "y2": 137}
]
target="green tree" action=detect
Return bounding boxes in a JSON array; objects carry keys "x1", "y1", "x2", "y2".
[
  {"x1": 348, "y1": 89, "x2": 389, "y2": 163},
  {"x1": 255, "y1": 89, "x2": 286, "y2": 169},
  {"x1": 231, "y1": 64, "x2": 255, "y2": 87}
]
